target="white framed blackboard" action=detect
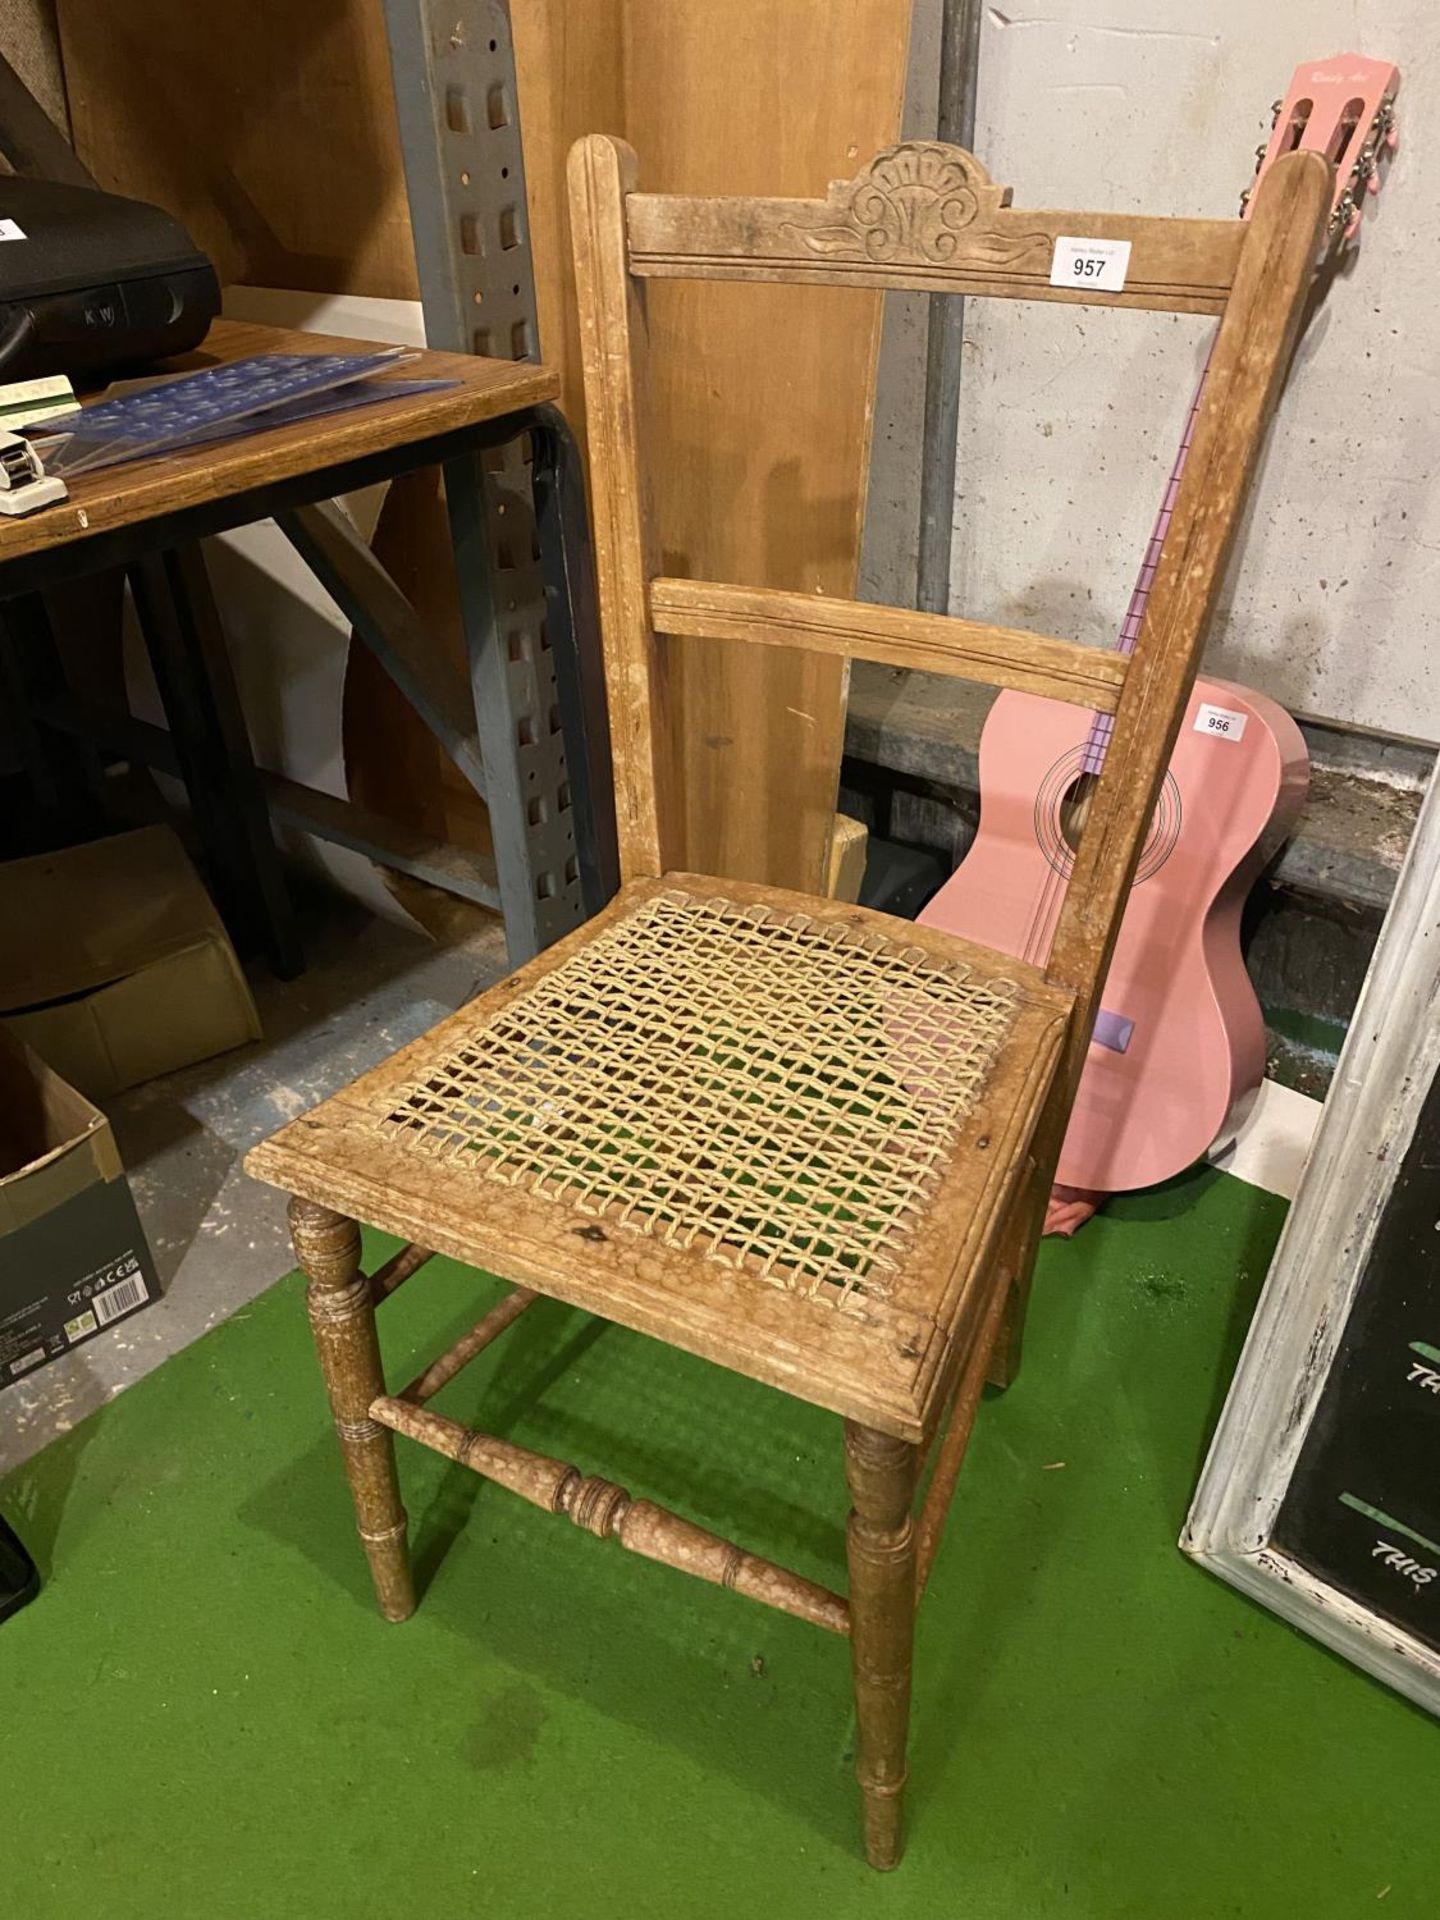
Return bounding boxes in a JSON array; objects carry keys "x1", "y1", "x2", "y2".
[{"x1": 1184, "y1": 764, "x2": 1440, "y2": 1715}]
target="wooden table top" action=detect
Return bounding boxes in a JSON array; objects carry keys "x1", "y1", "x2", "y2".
[{"x1": 0, "y1": 319, "x2": 559, "y2": 568}]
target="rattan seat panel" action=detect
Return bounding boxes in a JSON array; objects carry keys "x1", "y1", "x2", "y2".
[
  {"x1": 368, "y1": 886, "x2": 1021, "y2": 1312},
  {"x1": 249, "y1": 877, "x2": 1073, "y2": 1435}
]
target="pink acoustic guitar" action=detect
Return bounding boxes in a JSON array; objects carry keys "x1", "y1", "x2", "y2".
[{"x1": 920, "y1": 55, "x2": 1400, "y2": 1205}]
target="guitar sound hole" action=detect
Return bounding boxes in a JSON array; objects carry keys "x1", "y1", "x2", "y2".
[
  {"x1": 1035, "y1": 749, "x2": 1181, "y2": 884},
  {"x1": 1058, "y1": 771, "x2": 1100, "y2": 854}
]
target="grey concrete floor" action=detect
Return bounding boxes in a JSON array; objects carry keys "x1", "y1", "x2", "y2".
[{"x1": 0, "y1": 883, "x2": 509, "y2": 1477}]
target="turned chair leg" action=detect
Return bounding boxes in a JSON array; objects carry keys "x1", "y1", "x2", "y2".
[
  {"x1": 844, "y1": 1420, "x2": 919, "y2": 1871},
  {"x1": 987, "y1": 1275, "x2": 1032, "y2": 1391},
  {"x1": 290, "y1": 1197, "x2": 415, "y2": 1622}
]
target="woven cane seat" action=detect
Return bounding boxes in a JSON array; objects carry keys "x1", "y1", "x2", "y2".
[{"x1": 249, "y1": 876, "x2": 1072, "y2": 1438}]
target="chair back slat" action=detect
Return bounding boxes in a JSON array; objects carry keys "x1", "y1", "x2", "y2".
[{"x1": 649, "y1": 579, "x2": 1128, "y2": 714}]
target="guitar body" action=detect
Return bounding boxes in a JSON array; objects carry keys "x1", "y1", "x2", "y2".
[{"x1": 919, "y1": 678, "x2": 1308, "y2": 1193}]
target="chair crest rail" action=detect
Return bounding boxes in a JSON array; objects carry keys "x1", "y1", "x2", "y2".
[{"x1": 626, "y1": 141, "x2": 1246, "y2": 314}]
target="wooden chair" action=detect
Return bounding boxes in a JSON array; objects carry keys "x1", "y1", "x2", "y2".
[{"x1": 247, "y1": 135, "x2": 1330, "y2": 1868}]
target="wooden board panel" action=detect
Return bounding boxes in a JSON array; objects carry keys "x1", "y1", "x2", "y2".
[
  {"x1": 620, "y1": 0, "x2": 911, "y2": 891},
  {"x1": 58, "y1": 0, "x2": 419, "y2": 298},
  {"x1": 511, "y1": 0, "x2": 626, "y2": 440},
  {"x1": 341, "y1": 465, "x2": 479, "y2": 916},
  {"x1": 55, "y1": 0, "x2": 613, "y2": 421}
]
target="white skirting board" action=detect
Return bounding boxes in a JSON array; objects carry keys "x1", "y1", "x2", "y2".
[{"x1": 1207, "y1": 1076, "x2": 1322, "y2": 1201}]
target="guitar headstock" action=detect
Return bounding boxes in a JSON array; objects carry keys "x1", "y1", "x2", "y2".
[{"x1": 1242, "y1": 53, "x2": 1400, "y2": 244}]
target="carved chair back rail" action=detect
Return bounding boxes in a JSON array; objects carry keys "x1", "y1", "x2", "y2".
[
  {"x1": 246, "y1": 134, "x2": 1331, "y2": 1872},
  {"x1": 625, "y1": 142, "x2": 1246, "y2": 314}
]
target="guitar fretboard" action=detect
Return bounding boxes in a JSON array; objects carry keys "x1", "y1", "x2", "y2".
[{"x1": 1079, "y1": 353, "x2": 1213, "y2": 778}]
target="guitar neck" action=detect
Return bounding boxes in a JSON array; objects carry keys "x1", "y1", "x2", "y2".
[{"x1": 1079, "y1": 346, "x2": 1214, "y2": 777}]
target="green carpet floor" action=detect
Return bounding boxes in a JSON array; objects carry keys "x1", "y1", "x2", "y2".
[{"x1": 3, "y1": 1166, "x2": 1434, "y2": 1917}]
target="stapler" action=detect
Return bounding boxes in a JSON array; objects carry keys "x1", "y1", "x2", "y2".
[{"x1": 0, "y1": 426, "x2": 64, "y2": 514}]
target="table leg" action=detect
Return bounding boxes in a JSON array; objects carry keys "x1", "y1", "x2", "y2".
[
  {"x1": 0, "y1": 593, "x2": 107, "y2": 847},
  {"x1": 129, "y1": 545, "x2": 302, "y2": 979},
  {"x1": 442, "y1": 445, "x2": 581, "y2": 967},
  {"x1": 529, "y1": 406, "x2": 619, "y2": 917}
]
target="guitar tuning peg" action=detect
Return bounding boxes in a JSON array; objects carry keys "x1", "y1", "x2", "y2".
[
  {"x1": 1385, "y1": 125, "x2": 1400, "y2": 153},
  {"x1": 1344, "y1": 211, "x2": 1362, "y2": 242},
  {"x1": 1367, "y1": 170, "x2": 1381, "y2": 196},
  {"x1": 1255, "y1": 141, "x2": 1269, "y2": 160}
]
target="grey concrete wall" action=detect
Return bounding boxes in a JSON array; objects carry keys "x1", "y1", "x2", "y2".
[{"x1": 865, "y1": 2, "x2": 1437, "y2": 741}]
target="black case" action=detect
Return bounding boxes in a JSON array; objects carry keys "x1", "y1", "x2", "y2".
[
  {"x1": 0, "y1": 178, "x2": 219, "y2": 382},
  {"x1": 0, "y1": 1514, "x2": 39, "y2": 1623}
]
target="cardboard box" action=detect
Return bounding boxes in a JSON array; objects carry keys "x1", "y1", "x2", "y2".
[
  {"x1": 0, "y1": 827, "x2": 261, "y2": 1098},
  {"x1": 0, "y1": 1029, "x2": 159, "y2": 1389}
]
